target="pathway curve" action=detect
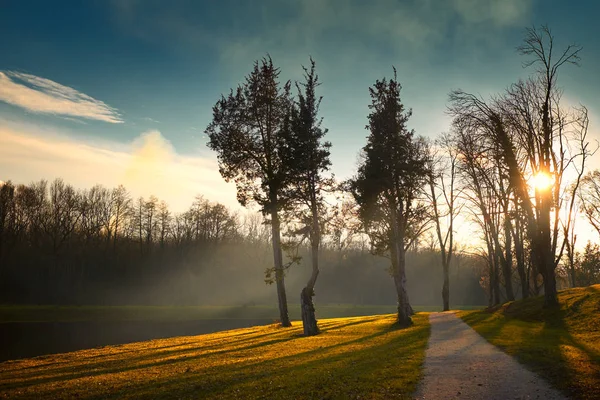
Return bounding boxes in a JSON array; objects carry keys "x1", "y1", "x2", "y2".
[{"x1": 413, "y1": 312, "x2": 568, "y2": 400}]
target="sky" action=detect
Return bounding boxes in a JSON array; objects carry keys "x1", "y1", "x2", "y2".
[{"x1": 1, "y1": 0, "x2": 600, "y2": 221}]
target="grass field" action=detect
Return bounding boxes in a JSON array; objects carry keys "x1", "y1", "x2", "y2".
[
  {"x1": 0, "y1": 304, "x2": 482, "y2": 323},
  {"x1": 0, "y1": 314, "x2": 430, "y2": 399},
  {"x1": 460, "y1": 285, "x2": 600, "y2": 400}
]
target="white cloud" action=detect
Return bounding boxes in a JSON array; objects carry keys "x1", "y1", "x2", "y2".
[
  {"x1": 0, "y1": 122, "x2": 238, "y2": 212},
  {"x1": 0, "y1": 71, "x2": 123, "y2": 123}
]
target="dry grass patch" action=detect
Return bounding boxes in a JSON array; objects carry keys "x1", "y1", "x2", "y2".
[{"x1": 0, "y1": 314, "x2": 429, "y2": 399}]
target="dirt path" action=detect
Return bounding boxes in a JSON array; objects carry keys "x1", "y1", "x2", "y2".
[{"x1": 413, "y1": 312, "x2": 568, "y2": 400}]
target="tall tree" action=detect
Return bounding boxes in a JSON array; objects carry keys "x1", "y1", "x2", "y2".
[
  {"x1": 206, "y1": 56, "x2": 293, "y2": 326},
  {"x1": 453, "y1": 127, "x2": 504, "y2": 305},
  {"x1": 350, "y1": 69, "x2": 429, "y2": 327},
  {"x1": 282, "y1": 58, "x2": 332, "y2": 336},
  {"x1": 426, "y1": 134, "x2": 461, "y2": 311}
]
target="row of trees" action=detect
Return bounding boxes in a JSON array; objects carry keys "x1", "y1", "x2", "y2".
[
  {"x1": 204, "y1": 26, "x2": 600, "y2": 333},
  {"x1": 0, "y1": 177, "x2": 491, "y2": 306}
]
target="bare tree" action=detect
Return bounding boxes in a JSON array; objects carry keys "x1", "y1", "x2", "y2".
[{"x1": 426, "y1": 134, "x2": 462, "y2": 310}]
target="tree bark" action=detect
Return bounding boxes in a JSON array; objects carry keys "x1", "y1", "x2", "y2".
[
  {"x1": 301, "y1": 286, "x2": 318, "y2": 335},
  {"x1": 442, "y1": 260, "x2": 450, "y2": 311},
  {"x1": 512, "y1": 201, "x2": 528, "y2": 299},
  {"x1": 391, "y1": 208, "x2": 412, "y2": 327},
  {"x1": 270, "y1": 209, "x2": 291, "y2": 327},
  {"x1": 301, "y1": 207, "x2": 320, "y2": 336},
  {"x1": 502, "y1": 217, "x2": 515, "y2": 301}
]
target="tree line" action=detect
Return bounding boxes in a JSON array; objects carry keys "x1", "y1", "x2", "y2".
[{"x1": 0, "y1": 177, "x2": 489, "y2": 307}]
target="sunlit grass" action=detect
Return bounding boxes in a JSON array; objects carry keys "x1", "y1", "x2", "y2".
[
  {"x1": 0, "y1": 314, "x2": 430, "y2": 399},
  {"x1": 460, "y1": 285, "x2": 600, "y2": 400}
]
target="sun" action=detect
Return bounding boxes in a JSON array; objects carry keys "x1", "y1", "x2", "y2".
[{"x1": 532, "y1": 171, "x2": 553, "y2": 191}]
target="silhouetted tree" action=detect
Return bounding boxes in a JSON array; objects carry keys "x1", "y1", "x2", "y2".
[
  {"x1": 206, "y1": 56, "x2": 293, "y2": 327},
  {"x1": 282, "y1": 58, "x2": 332, "y2": 336},
  {"x1": 350, "y1": 69, "x2": 429, "y2": 327},
  {"x1": 426, "y1": 134, "x2": 461, "y2": 311}
]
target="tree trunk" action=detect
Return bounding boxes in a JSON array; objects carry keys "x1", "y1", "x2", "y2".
[
  {"x1": 393, "y1": 271, "x2": 412, "y2": 327},
  {"x1": 516, "y1": 249, "x2": 528, "y2": 299},
  {"x1": 539, "y1": 199, "x2": 558, "y2": 307},
  {"x1": 543, "y1": 262, "x2": 559, "y2": 307},
  {"x1": 270, "y1": 210, "x2": 291, "y2": 327},
  {"x1": 301, "y1": 287, "x2": 318, "y2": 335},
  {"x1": 394, "y1": 230, "x2": 412, "y2": 326},
  {"x1": 389, "y1": 207, "x2": 412, "y2": 327},
  {"x1": 512, "y1": 207, "x2": 528, "y2": 299},
  {"x1": 502, "y1": 218, "x2": 515, "y2": 301},
  {"x1": 492, "y1": 250, "x2": 501, "y2": 306},
  {"x1": 442, "y1": 260, "x2": 450, "y2": 311},
  {"x1": 301, "y1": 209, "x2": 320, "y2": 336}
]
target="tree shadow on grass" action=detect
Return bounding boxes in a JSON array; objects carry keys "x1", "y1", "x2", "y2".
[
  {"x1": 462, "y1": 286, "x2": 600, "y2": 400},
  {"x1": 1, "y1": 316, "x2": 393, "y2": 391},
  {"x1": 85, "y1": 315, "x2": 429, "y2": 400},
  {"x1": 0, "y1": 315, "x2": 429, "y2": 399}
]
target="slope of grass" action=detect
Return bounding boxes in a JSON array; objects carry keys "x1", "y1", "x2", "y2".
[
  {"x1": 460, "y1": 285, "x2": 600, "y2": 400},
  {"x1": 0, "y1": 314, "x2": 430, "y2": 399}
]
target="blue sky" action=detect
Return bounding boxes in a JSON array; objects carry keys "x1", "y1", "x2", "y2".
[{"x1": 1, "y1": 0, "x2": 600, "y2": 213}]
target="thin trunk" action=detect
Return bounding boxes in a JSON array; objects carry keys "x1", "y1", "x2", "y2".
[
  {"x1": 390, "y1": 206, "x2": 412, "y2": 327},
  {"x1": 301, "y1": 201, "x2": 320, "y2": 336},
  {"x1": 512, "y1": 200, "x2": 528, "y2": 299},
  {"x1": 442, "y1": 259, "x2": 450, "y2": 311},
  {"x1": 429, "y1": 174, "x2": 453, "y2": 312},
  {"x1": 492, "y1": 247, "x2": 501, "y2": 306},
  {"x1": 270, "y1": 209, "x2": 291, "y2": 327},
  {"x1": 539, "y1": 192, "x2": 558, "y2": 307},
  {"x1": 566, "y1": 235, "x2": 577, "y2": 288},
  {"x1": 487, "y1": 258, "x2": 494, "y2": 308},
  {"x1": 503, "y1": 217, "x2": 515, "y2": 301}
]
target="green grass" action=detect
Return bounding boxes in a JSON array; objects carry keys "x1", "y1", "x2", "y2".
[
  {"x1": 460, "y1": 285, "x2": 600, "y2": 400},
  {"x1": 0, "y1": 304, "x2": 481, "y2": 323},
  {"x1": 0, "y1": 314, "x2": 430, "y2": 399}
]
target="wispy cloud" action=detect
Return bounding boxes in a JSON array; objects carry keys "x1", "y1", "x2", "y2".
[
  {"x1": 0, "y1": 121, "x2": 238, "y2": 212},
  {"x1": 112, "y1": 0, "x2": 533, "y2": 70},
  {"x1": 452, "y1": 0, "x2": 532, "y2": 27},
  {"x1": 0, "y1": 71, "x2": 123, "y2": 123}
]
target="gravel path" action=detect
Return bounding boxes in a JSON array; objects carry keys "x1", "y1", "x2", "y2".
[{"x1": 413, "y1": 312, "x2": 568, "y2": 400}]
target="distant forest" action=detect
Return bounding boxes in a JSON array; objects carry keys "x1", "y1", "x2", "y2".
[{"x1": 0, "y1": 178, "x2": 486, "y2": 306}]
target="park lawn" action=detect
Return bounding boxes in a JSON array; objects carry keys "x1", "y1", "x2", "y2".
[
  {"x1": 460, "y1": 285, "x2": 600, "y2": 400},
  {"x1": 0, "y1": 313, "x2": 430, "y2": 399}
]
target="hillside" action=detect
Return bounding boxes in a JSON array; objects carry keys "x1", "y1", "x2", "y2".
[
  {"x1": 0, "y1": 314, "x2": 429, "y2": 399},
  {"x1": 461, "y1": 285, "x2": 600, "y2": 400}
]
